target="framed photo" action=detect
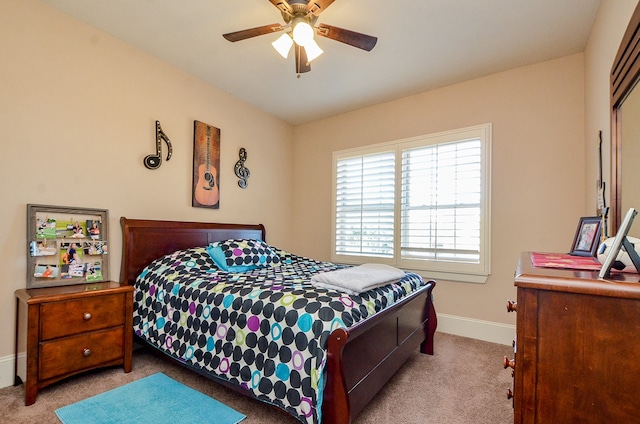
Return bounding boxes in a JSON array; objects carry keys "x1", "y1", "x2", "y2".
[
  {"x1": 569, "y1": 216, "x2": 602, "y2": 257},
  {"x1": 599, "y1": 208, "x2": 640, "y2": 278},
  {"x1": 27, "y1": 204, "x2": 109, "y2": 288},
  {"x1": 192, "y1": 120, "x2": 220, "y2": 209}
]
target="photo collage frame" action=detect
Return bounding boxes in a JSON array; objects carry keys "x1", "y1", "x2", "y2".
[{"x1": 27, "y1": 204, "x2": 109, "y2": 288}]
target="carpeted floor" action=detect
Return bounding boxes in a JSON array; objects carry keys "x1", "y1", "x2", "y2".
[{"x1": 1, "y1": 332, "x2": 514, "y2": 423}]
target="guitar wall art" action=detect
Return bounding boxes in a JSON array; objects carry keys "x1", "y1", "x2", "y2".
[{"x1": 192, "y1": 120, "x2": 221, "y2": 209}]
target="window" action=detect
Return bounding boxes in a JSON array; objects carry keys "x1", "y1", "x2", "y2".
[{"x1": 332, "y1": 124, "x2": 491, "y2": 283}]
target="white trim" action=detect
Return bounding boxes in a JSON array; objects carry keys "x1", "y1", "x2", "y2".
[
  {"x1": 436, "y1": 313, "x2": 515, "y2": 346},
  {"x1": 411, "y1": 269, "x2": 489, "y2": 284},
  {"x1": 0, "y1": 353, "x2": 20, "y2": 390}
]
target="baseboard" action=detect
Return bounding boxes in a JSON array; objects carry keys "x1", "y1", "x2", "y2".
[
  {"x1": 436, "y1": 313, "x2": 515, "y2": 346},
  {"x1": 0, "y1": 352, "x2": 20, "y2": 390}
]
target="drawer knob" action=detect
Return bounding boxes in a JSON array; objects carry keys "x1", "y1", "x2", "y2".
[
  {"x1": 83, "y1": 348, "x2": 92, "y2": 357},
  {"x1": 507, "y1": 300, "x2": 517, "y2": 312},
  {"x1": 83, "y1": 312, "x2": 92, "y2": 320},
  {"x1": 503, "y1": 355, "x2": 515, "y2": 369}
]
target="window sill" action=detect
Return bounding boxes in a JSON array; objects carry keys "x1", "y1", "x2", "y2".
[{"x1": 409, "y1": 269, "x2": 489, "y2": 284}]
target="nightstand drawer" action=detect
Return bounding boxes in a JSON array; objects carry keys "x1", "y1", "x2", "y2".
[
  {"x1": 40, "y1": 293, "x2": 125, "y2": 340},
  {"x1": 39, "y1": 327, "x2": 124, "y2": 381}
]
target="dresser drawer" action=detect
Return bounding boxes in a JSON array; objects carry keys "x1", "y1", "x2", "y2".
[
  {"x1": 40, "y1": 293, "x2": 125, "y2": 340},
  {"x1": 39, "y1": 327, "x2": 124, "y2": 381}
]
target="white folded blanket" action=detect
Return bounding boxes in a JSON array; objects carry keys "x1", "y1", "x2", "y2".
[{"x1": 310, "y1": 263, "x2": 406, "y2": 295}]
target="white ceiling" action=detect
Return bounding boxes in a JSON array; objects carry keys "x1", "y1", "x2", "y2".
[{"x1": 39, "y1": 0, "x2": 602, "y2": 125}]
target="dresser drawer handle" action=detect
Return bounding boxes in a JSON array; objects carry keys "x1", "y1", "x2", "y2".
[
  {"x1": 83, "y1": 348, "x2": 92, "y2": 357},
  {"x1": 83, "y1": 312, "x2": 92, "y2": 320},
  {"x1": 503, "y1": 356, "x2": 515, "y2": 369}
]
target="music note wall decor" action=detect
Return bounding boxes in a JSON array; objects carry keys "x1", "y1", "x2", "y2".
[
  {"x1": 234, "y1": 148, "x2": 250, "y2": 188},
  {"x1": 143, "y1": 120, "x2": 173, "y2": 169},
  {"x1": 192, "y1": 120, "x2": 221, "y2": 209}
]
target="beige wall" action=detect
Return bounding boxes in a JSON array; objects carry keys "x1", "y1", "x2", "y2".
[
  {"x1": 290, "y1": 0, "x2": 640, "y2": 331},
  {"x1": 584, "y1": 0, "x2": 640, "y2": 235},
  {"x1": 0, "y1": 0, "x2": 294, "y2": 367},
  {"x1": 291, "y1": 55, "x2": 587, "y2": 325},
  {"x1": 3, "y1": 0, "x2": 640, "y2": 386}
]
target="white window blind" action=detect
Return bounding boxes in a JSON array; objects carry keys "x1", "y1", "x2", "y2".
[
  {"x1": 400, "y1": 139, "x2": 482, "y2": 264},
  {"x1": 332, "y1": 124, "x2": 491, "y2": 281},
  {"x1": 335, "y1": 151, "x2": 395, "y2": 258}
]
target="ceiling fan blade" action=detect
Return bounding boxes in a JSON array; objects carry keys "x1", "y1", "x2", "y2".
[
  {"x1": 307, "y1": 0, "x2": 336, "y2": 16},
  {"x1": 223, "y1": 24, "x2": 283, "y2": 42},
  {"x1": 268, "y1": 0, "x2": 293, "y2": 15},
  {"x1": 295, "y1": 43, "x2": 311, "y2": 74},
  {"x1": 316, "y1": 24, "x2": 377, "y2": 51}
]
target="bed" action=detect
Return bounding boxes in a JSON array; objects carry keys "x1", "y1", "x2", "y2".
[{"x1": 119, "y1": 217, "x2": 437, "y2": 424}]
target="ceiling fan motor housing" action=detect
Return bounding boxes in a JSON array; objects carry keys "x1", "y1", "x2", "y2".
[{"x1": 280, "y1": 1, "x2": 319, "y2": 26}]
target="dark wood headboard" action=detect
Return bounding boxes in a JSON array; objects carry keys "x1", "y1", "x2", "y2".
[{"x1": 119, "y1": 217, "x2": 266, "y2": 285}]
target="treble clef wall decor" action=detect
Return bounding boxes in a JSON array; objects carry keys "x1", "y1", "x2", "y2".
[
  {"x1": 234, "y1": 148, "x2": 250, "y2": 188},
  {"x1": 143, "y1": 120, "x2": 173, "y2": 169}
]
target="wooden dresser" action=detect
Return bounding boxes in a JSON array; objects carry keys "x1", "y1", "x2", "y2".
[
  {"x1": 14, "y1": 282, "x2": 133, "y2": 405},
  {"x1": 509, "y1": 252, "x2": 640, "y2": 423}
]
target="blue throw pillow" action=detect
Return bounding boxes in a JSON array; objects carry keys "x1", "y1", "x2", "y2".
[{"x1": 206, "y1": 239, "x2": 281, "y2": 272}]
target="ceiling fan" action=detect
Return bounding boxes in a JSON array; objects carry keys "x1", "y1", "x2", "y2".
[{"x1": 222, "y1": 0, "x2": 377, "y2": 75}]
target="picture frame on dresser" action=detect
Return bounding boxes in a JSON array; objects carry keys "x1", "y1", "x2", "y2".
[
  {"x1": 27, "y1": 204, "x2": 109, "y2": 288},
  {"x1": 569, "y1": 216, "x2": 602, "y2": 257},
  {"x1": 598, "y1": 207, "x2": 640, "y2": 278}
]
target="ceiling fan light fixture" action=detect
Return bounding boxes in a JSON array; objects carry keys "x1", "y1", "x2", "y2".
[
  {"x1": 292, "y1": 20, "x2": 314, "y2": 46},
  {"x1": 272, "y1": 33, "x2": 293, "y2": 58},
  {"x1": 223, "y1": 1, "x2": 378, "y2": 74},
  {"x1": 303, "y1": 38, "x2": 324, "y2": 62}
]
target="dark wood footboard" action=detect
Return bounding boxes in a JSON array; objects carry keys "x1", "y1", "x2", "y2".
[{"x1": 322, "y1": 280, "x2": 437, "y2": 424}]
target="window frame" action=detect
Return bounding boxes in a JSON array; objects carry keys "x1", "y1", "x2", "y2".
[{"x1": 331, "y1": 124, "x2": 492, "y2": 283}]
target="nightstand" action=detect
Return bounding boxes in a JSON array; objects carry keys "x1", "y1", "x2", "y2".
[{"x1": 14, "y1": 282, "x2": 133, "y2": 405}]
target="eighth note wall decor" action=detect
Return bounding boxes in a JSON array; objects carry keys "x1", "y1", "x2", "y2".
[
  {"x1": 143, "y1": 120, "x2": 172, "y2": 170},
  {"x1": 192, "y1": 120, "x2": 220, "y2": 209}
]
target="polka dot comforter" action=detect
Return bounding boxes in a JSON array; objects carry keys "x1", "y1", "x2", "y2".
[{"x1": 133, "y1": 246, "x2": 428, "y2": 424}]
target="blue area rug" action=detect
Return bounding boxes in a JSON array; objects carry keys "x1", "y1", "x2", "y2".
[{"x1": 55, "y1": 373, "x2": 246, "y2": 424}]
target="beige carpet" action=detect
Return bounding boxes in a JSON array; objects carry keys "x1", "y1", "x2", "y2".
[{"x1": 1, "y1": 332, "x2": 514, "y2": 423}]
